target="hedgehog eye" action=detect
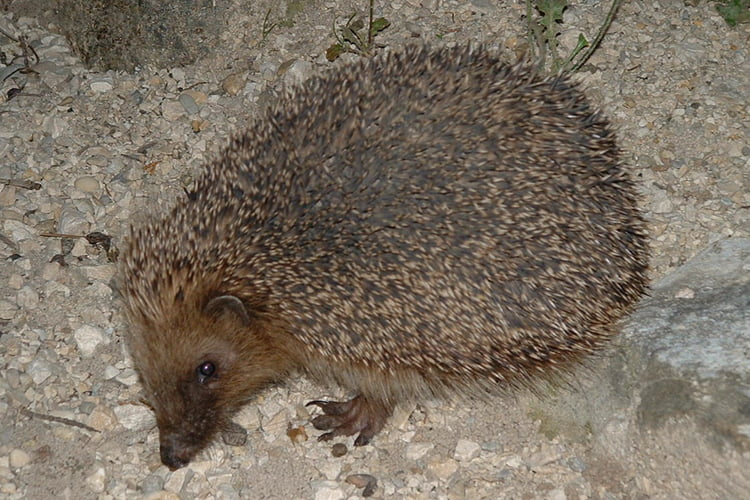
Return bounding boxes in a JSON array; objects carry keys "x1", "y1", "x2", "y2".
[{"x1": 196, "y1": 361, "x2": 217, "y2": 384}]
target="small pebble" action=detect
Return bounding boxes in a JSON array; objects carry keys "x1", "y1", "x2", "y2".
[
  {"x1": 221, "y1": 72, "x2": 246, "y2": 96},
  {"x1": 282, "y1": 59, "x2": 313, "y2": 86},
  {"x1": 113, "y1": 403, "x2": 153, "y2": 431},
  {"x1": 567, "y1": 456, "x2": 587, "y2": 473},
  {"x1": 330, "y1": 443, "x2": 347, "y2": 457},
  {"x1": 140, "y1": 474, "x2": 165, "y2": 495},
  {"x1": 114, "y1": 368, "x2": 139, "y2": 386},
  {"x1": 286, "y1": 425, "x2": 308, "y2": 444},
  {"x1": 161, "y1": 100, "x2": 185, "y2": 121},
  {"x1": 312, "y1": 480, "x2": 345, "y2": 500},
  {"x1": 57, "y1": 205, "x2": 89, "y2": 235},
  {"x1": 405, "y1": 442, "x2": 434, "y2": 460},
  {"x1": 41, "y1": 262, "x2": 62, "y2": 280},
  {"x1": 28, "y1": 359, "x2": 53, "y2": 385},
  {"x1": 9, "y1": 449, "x2": 31, "y2": 469},
  {"x1": 346, "y1": 474, "x2": 378, "y2": 497},
  {"x1": 74, "y1": 176, "x2": 100, "y2": 193},
  {"x1": 85, "y1": 466, "x2": 106, "y2": 493},
  {"x1": 73, "y1": 325, "x2": 107, "y2": 357},
  {"x1": 163, "y1": 467, "x2": 191, "y2": 494},
  {"x1": 16, "y1": 286, "x2": 39, "y2": 309},
  {"x1": 178, "y1": 93, "x2": 199, "y2": 115},
  {"x1": 454, "y1": 439, "x2": 481, "y2": 462},
  {"x1": 427, "y1": 457, "x2": 459, "y2": 479},
  {"x1": 4, "y1": 220, "x2": 36, "y2": 242},
  {"x1": 221, "y1": 422, "x2": 248, "y2": 446},
  {"x1": 90, "y1": 78, "x2": 113, "y2": 93},
  {"x1": 87, "y1": 405, "x2": 117, "y2": 431},
  {"x1": 0, "y1": 300, "x2": 17, "y2": 320},
  {"x1": 547, "y1": 487, "x2": 567, "y2": 500}
]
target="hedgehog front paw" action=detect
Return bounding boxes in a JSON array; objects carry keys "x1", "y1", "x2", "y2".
[{"x1": 307, "y1": 395, "x2": 392, "y2": 446}]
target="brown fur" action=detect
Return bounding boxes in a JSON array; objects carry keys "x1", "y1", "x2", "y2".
[{"x1": 120, "y1": 44, "x2": 649, "y2": 468}]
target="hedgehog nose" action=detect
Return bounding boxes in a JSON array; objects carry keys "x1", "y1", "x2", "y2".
[{"x1": 160, "y1": 437, "x2": 192, "y2": 470}]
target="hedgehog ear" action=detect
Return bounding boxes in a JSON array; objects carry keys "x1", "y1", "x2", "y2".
[{"x1": 204, "y1": 295, "x2": 251, "y2": 326}]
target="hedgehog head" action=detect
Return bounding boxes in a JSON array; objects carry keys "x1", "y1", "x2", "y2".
[{"x1": 120, "y1": 227, "x2": 292, "y2": 468}]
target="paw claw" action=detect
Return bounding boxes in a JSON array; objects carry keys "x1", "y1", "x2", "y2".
[
  {"x1": 306, "y1": 395, "x2": 391, "y2": 445},
  {"x1": 317, "y1": 432, "x2": 335, "y2": 442},
  {"x1": 353, "y1": 433, "x2": 372, "y2": 447},
  {"x1": 307, "y1": 399, "x2": 352, "y2": 416}
]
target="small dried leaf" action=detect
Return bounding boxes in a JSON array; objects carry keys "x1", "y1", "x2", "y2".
[
  {"x1": 286, "y1": 425, "x2": 308, "y2": 444},
  {"x1": 221, "y1": 422, "x2": 248, "y2": 446},
  {"x1": 326, "y1": 44, "x2": 345, "y2": 62},
  {"x1": 86, "y1": 231, "x2": 112, "y2": 251}
]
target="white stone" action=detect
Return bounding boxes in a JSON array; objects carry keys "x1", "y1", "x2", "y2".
[
  {"x1": 3, "y1": 219, "x2": 36, "y2": 241},
  {"x1": 90, "y1": 79, "x2": 113, "y2": 93},
  {"x1": 504, "y1": 454, "x2": 523, "y2": 468},
  {"x1": 74, "y1": 324, "x2": 108, "y2": 357},
  {"x1": 44, "y1": 281, "x2": 71, "y2": 299},
  {"x1": 427, "y1": 457, "x2": 458, "y2": 479},
  {"x1": 58, "y1": 205, "x2": 89, "y2": 235},
  {"x1": 87, "y1": 405, "x2": 117, "y2": 431},
  {"x1": 16, "y1": 286, "x2": 39, "y2": 309},
  {"x1": 0, "y1": 481, "x2": 17, "y2": 494},
  {"x1": 9, "y1": 449, "x2": 31, "y2": 469},
  {"x1": 454, "y1": 439, "x2": 481, "y2": 462},
  {"x1": 0, "y1": 300, "x2": 16, "y2": 320},
  {"x1": 41, "y1": 262, "x2": 62, "y2": 281},
  {"x1": 312, "y1": 480, "x2": 345, "y2": 500},
  {"x1": 70, "y1": 238, "x2": 88, "y2": 257},
  {"x1": 43, "y1": 115, "x2": 68, "y2": 138},
  {"x1": 170, "y1": 67, "x2": 186, "y2": 83},
  {"x1": 79, "y1": 265, "x2": 116, "y2": 282},
  {"x1": 103, "y1": 365, "x2": 120, "y2": 379},
  {"x1": 114, "y1": 403, "x2": 154, "y2": 431},
  {"x1": 546, "y1": 487, "x2": 567, "y2": 500},
  {"x1": 115, "y1": 368, "x2": 139, "y2": 386},
  {"x1": 163, "y1": 467, "x2": 190, "y2": 494},
  {"x1": 283, "y1": 59, "x2": 313, "y2": 86},
  {"x1": 161, "y1": 100, "x2": 185, "y2": 121},
  {"x1": 74, "y1": 176, "x2": 100, "y2": 193},
  {"x1": 28, "y1": 359, "x2": 53, "y2": 385},
  {"x1": 405, "y1": 442, "x2": 434, "y2": 461},
  {"x1": 85, "y1": 466, "x2": 106, "y2": 493},
  {"x1": 318, "y1": 459, "x2": 342, "y2": 480}
]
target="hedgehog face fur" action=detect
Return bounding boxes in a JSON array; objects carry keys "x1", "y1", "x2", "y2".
[
  {"x1": 120, "y1": 44, "x2": 649, "y2": 469},
  {"x1": 122, "y1": 261, "x2": 297, "y2": 468}
]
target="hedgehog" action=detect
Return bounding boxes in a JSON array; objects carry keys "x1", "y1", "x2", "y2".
[{"x1": 119, "y1": 44, "x2": 649, "y2": 470}]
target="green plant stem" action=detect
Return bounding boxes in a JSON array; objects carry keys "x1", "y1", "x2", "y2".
[
  {"x1": 570, "y1": 0, "x2": 622, "y2": 72},
  {"x1": 368, "y1": 0, "x2": 374, "y2": 48}
]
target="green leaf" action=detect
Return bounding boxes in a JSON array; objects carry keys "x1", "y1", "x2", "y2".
[
  {"x1": 370, "y1": 17, "x2": 391, "y2": 35},
  {"x1": 716, "y1": 0, "x2": 750, "y2": 27},
  {"x1": 535, "y1": 0, "x2": 568, "y2": 22}
]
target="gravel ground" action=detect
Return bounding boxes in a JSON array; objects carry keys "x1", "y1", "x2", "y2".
[{"x1": 0, "y1": 0, "x2": 748, "y2": 498}]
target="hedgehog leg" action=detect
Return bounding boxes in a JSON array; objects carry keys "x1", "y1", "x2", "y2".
[{"x1": 307, "y1": 395, "x2": 392, "y2": 446}]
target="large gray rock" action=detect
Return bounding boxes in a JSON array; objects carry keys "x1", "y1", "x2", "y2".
[
  {"x1": 526, "y1": 237, "x2": 750, "y2": 496},
  {"x1": 627, "y1": 237, "x2": 749, "y2": 450}
]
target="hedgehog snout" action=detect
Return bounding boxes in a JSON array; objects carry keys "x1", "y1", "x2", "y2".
[{"x1": 159, "y1": 433, "x2": 199, "y2": 470}]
